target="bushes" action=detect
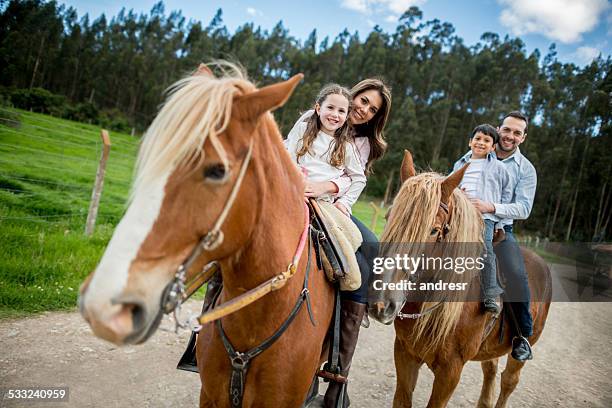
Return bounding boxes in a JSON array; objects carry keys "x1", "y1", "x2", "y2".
[
  {"x1": 4, "y1": 87, "x2": 134, "y2": 134},
  {"x1": 63, "y1": 102, "x2": 99, "y2": 123},
  {"x1": 9, "y1": 87, "x2": 67, "y2": 115}
]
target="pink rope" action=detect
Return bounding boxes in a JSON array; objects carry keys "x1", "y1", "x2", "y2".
[{"x1": 292, "y1": 202, "x2": 310, "y2": 266}]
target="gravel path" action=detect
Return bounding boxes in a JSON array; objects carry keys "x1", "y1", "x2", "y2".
[{"x1": 1, "y1": 264, "x2": 611, "y2": 407}]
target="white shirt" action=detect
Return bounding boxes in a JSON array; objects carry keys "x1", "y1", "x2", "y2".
[
  {"x1": 284, "y1": 121, "x2": 366, "y2": 210},
  {"x1": 460, "y1": 158, "x2": 484, "y2": 199},
  {"x1": 289, "y1": 109, "x2": 370, "y2": 199}
]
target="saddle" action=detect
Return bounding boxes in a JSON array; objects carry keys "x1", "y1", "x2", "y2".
[{"x1": 308, "y1": 199, "x2": 362, "y2": 291}]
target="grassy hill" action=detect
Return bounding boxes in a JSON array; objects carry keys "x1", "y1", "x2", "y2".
[{"x1": 0, "y1": 108, "x2": 387, "y2": 318}]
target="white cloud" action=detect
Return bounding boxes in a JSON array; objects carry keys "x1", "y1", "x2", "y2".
[
  {"x1": 367, "y1": 19, "x2": 376, "y2": 28},
  {"x1": 341, "y1": 0, "x2": 368, "y2": 13},
  {"x1": 385, "y1": 15, "x2": 399, "y2": 23},
  {"x1": 497, "y1": 0, "x2": 609, "y2": 43},
  {"x1": 246, "y1": 7, "x2": 263, "y2": 17},
  {"x1": 341, "y1": 0, "x2": 426, "y2": 15},
  {"x1": 574, "y1": 46, "x2": 601, "y2": 64}
]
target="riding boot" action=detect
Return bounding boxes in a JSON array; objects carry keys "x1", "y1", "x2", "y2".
[
  {"x1": 323, "y1": 299, "x2": 367, "y2": 408},
  {"x1": 177, "y1": 271, "x2": 223, "y2": 372}
]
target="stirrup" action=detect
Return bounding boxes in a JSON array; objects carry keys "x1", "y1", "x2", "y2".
[
  {"x1": 511, "y1": 335, "x2": 533, "y2": 361},
  {"x1": 317, "y1": 369, "x2": 348, "y2": 384},
  {"x1": 176, "y1": 331, "x2": 199, "y2": 373}
]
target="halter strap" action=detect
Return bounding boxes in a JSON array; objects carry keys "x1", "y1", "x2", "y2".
[
  {"x1": 162, "y1": 139, "x2": 254, "y2": 316},
  {"x1": 194, "y1": 201, "x2": 310, "y2": 326}
]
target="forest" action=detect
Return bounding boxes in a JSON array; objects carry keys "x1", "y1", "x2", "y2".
[{"x1": 0, "y1": 0, "x2": 610, "y2": 241}]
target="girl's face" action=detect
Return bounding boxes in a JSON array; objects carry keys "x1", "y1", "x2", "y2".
[
  {"x1": 350, "y1": 89, "x2": 383, "y2": 125},
  {"x1": 315, "y1": 93, "x2": 350, "y2": 136}
]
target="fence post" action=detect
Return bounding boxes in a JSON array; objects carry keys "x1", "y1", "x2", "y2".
[
  {"x1": 85, "y1": 129, "x2": 111, "y2": 236},
  {"x1": 369, "y1": 201, "x2": 383, "y2": 232},
  {"x1": 383, "y1": 170, "x2": 394, "y2": 206}
]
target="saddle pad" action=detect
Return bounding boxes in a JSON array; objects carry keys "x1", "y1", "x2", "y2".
[{"x1": 316, "y1": 200, "x2": 362, "y2": 291}]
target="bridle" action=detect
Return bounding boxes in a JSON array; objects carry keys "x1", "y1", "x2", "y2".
[
  {"x1": 432, "y1": 201, "x2": 451, "y2": 243},
  {"x1": 395, "y1": 198, "x2": 453, "y2": 319},
  {"x1": 160, "y1": 138, "x2": 310, "y2": 331}
]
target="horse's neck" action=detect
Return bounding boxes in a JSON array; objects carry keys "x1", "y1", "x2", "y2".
[{"x1": 221, "y1": 133, "x2": 306, "y2": 315}]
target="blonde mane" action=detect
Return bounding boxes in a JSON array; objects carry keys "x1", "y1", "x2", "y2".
[
  {"x1": 132, "y1": 62, "x2": 255, "y2": 197},
  {"x1": 382, "y1": 172, "x2": 483, "y2": 352}
]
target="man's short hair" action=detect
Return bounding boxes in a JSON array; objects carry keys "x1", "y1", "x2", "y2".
[
  {"x1": 470, "y1": 124, "x2": 499, "y2": 144},
  {"x1": 501, "y1": 111, "x2": 529, "y2": 133}
]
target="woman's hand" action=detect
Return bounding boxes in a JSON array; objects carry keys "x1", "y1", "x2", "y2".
[
  {"x1": 334, "y1": 202, "x2": 350, "y2": 217},
  {"x1": 304, "y1": 181, "x2": 338, "y2": 197}
]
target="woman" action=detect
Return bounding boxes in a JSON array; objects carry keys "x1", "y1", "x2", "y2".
[{"x1": 292, "y1": 78, "x2": 392, "y2": 407}]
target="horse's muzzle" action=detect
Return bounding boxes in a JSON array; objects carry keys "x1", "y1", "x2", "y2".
[
  {"x1": 79, "y1": 291, "x2": 162, "y2": 345},
  {"x1": 368, "y1": 301, "x2": 398, "y2": 325}
]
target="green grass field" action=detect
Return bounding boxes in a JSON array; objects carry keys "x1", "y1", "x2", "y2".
[{"x1": 0, "y1": 108, "x2": 386, "y2": 318}]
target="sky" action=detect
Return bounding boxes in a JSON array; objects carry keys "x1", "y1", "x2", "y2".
[{"x1": 61, "y1": 0, "x2": 611, "y2": 66}]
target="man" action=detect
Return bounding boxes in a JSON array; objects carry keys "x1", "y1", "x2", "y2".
[{"x1": 469, "y1": 111, "x2": 537, "y2": 362}]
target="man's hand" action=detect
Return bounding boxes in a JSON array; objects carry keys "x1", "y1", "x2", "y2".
[
  {"x1": 304, "y1": 181, "x2": 336, "y2": 197},
  {"x1": 334, "y1": 202, "x2": 350, "y2": 217},
  {"x1": 470, "y1": 198, "x2": 495, "y2": 214}
]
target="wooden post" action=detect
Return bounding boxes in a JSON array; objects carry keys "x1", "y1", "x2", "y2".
[
  {"x1": 85, "y1": 130, "x2": 111, "y2": 236},
  {"x1": 370, "y1": 201, "x2": 383, "y2": 232},
  {"x1": 383, "y1": 170, "x2": 394, "y2": 207}
]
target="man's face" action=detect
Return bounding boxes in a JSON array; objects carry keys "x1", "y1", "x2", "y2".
[{"x1": 497, "y1": 116, "x2": 527, "y2": 153}]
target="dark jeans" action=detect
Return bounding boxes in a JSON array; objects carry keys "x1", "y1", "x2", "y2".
[
  {"x1": 496, "y1": 225, "x2": 533, "y2": 337},
  {"x1": 341, "y1": 215, "x2": 378, "y2": 304}
]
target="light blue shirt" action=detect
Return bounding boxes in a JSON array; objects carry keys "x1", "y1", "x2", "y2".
[
  {"x1": 453, "y1": 151, "x2": 512, "y2": 223},
  {"x1": 492, "y1": 147, "x2": 537, "y2": 225}
]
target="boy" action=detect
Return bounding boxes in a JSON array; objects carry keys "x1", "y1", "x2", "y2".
[{"x1": 453, "y1": 124, "x2": 512, "y2": 313}]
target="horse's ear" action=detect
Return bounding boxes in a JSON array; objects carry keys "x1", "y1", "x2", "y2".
[
  {"x1": 195, "y1": 63, "x2": 214, "y2": 77},
  {"x1": 234, "y1": 74, "x2": 304, "y2": 121},
  {"x1": 441, "y1": 163, "x2": 469, "y2": 203},
  {"x1": 400, "y1": 150, "x2": 416, "y2": 183}
]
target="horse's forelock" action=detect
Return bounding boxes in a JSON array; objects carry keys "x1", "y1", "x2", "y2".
[{"x1": 131, "y1": 63, "x2": 254, "y2": 200}]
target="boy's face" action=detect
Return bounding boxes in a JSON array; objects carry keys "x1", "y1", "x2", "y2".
[{"x1": 469, "y1": 131, "x2": 495, "y2": 158}]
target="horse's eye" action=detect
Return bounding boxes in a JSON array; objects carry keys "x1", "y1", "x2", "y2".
[
  {"x1": 203, "y1": 163, "x2": 227, "y2": 181},
  {"x1": 430, "y1": 228, "x2": 438, "y2": 236}
]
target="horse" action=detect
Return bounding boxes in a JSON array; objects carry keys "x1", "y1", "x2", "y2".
[
  {"x1": 369, "y1": 151, "x2": 552, "y2": 408},
  {"x1": 78, "y1": 63, "x2": 335, "y2": 407}
]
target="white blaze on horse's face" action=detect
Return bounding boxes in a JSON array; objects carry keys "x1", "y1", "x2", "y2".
[{"x1": 80, "y1": 169, "x2": 172, "y2": 345}]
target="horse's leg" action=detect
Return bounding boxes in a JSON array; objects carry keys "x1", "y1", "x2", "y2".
[
  {"x1": 392, "y1": 338, "x2": 422, "y2": 408},
  {"x1": 426, "y1": 358, "x2": 464, "y2": 408},
  {"x1": 494, "y1": 356, "x2": 525, "y2": 408},
  {"x1": 477, "y1": 358, "x2": 499, "y2": 408},
  {"x1": 199, "y1": 385, "x2": 215, "y2": 408}
]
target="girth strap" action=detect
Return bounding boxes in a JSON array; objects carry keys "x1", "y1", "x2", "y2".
[{"x1": 216, "y1": 235, "x2": 314, "y2": 407}]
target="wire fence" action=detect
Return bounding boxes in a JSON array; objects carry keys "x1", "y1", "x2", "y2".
[{"x1": 0, "y1": 108, "x2": 137, "y2": 232}]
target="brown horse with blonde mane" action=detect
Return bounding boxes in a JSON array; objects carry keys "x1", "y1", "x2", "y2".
[
  {"x1": 79, "y1": 63, "x2": 334, "y2": 407},
  {"x1": 370, "y1": 151, "x2": 551, "y2": 408}
]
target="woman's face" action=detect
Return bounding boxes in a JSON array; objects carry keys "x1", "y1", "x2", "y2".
[{"x1": 350, "y1": 89, "x2": 383, "y2": 125}]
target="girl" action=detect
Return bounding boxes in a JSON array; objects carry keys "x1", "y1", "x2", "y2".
[
  {"x1": 284, "y1": 84, "x2": 366, "y2": 212},
  {"x1": 288, "y1": 80, "x2": 392, "y2": 408}
]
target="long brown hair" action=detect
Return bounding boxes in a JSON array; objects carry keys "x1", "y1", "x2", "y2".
[
  {"x1": 350, "y1": 78, "x2": 391, "y2": 174},
  {"x1": 297, "y1": 84, "x2": 353, "y2": 168}
]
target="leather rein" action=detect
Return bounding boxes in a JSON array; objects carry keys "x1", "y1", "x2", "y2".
[{"x1": 160, "y1": 138, "x2": 311, "y2": 331}]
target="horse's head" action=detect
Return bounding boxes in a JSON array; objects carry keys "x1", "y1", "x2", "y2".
[
  {"x1": 79, "y1": 63, "x2": 303, "y2": 345},
  {"x1": 369, "y1": 150, "x2": 476, "y2": 324}
]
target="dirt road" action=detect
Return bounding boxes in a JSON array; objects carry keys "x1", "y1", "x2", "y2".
[{"x1": 1, "y1": 264, "x2": 611, "y2": 407}]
